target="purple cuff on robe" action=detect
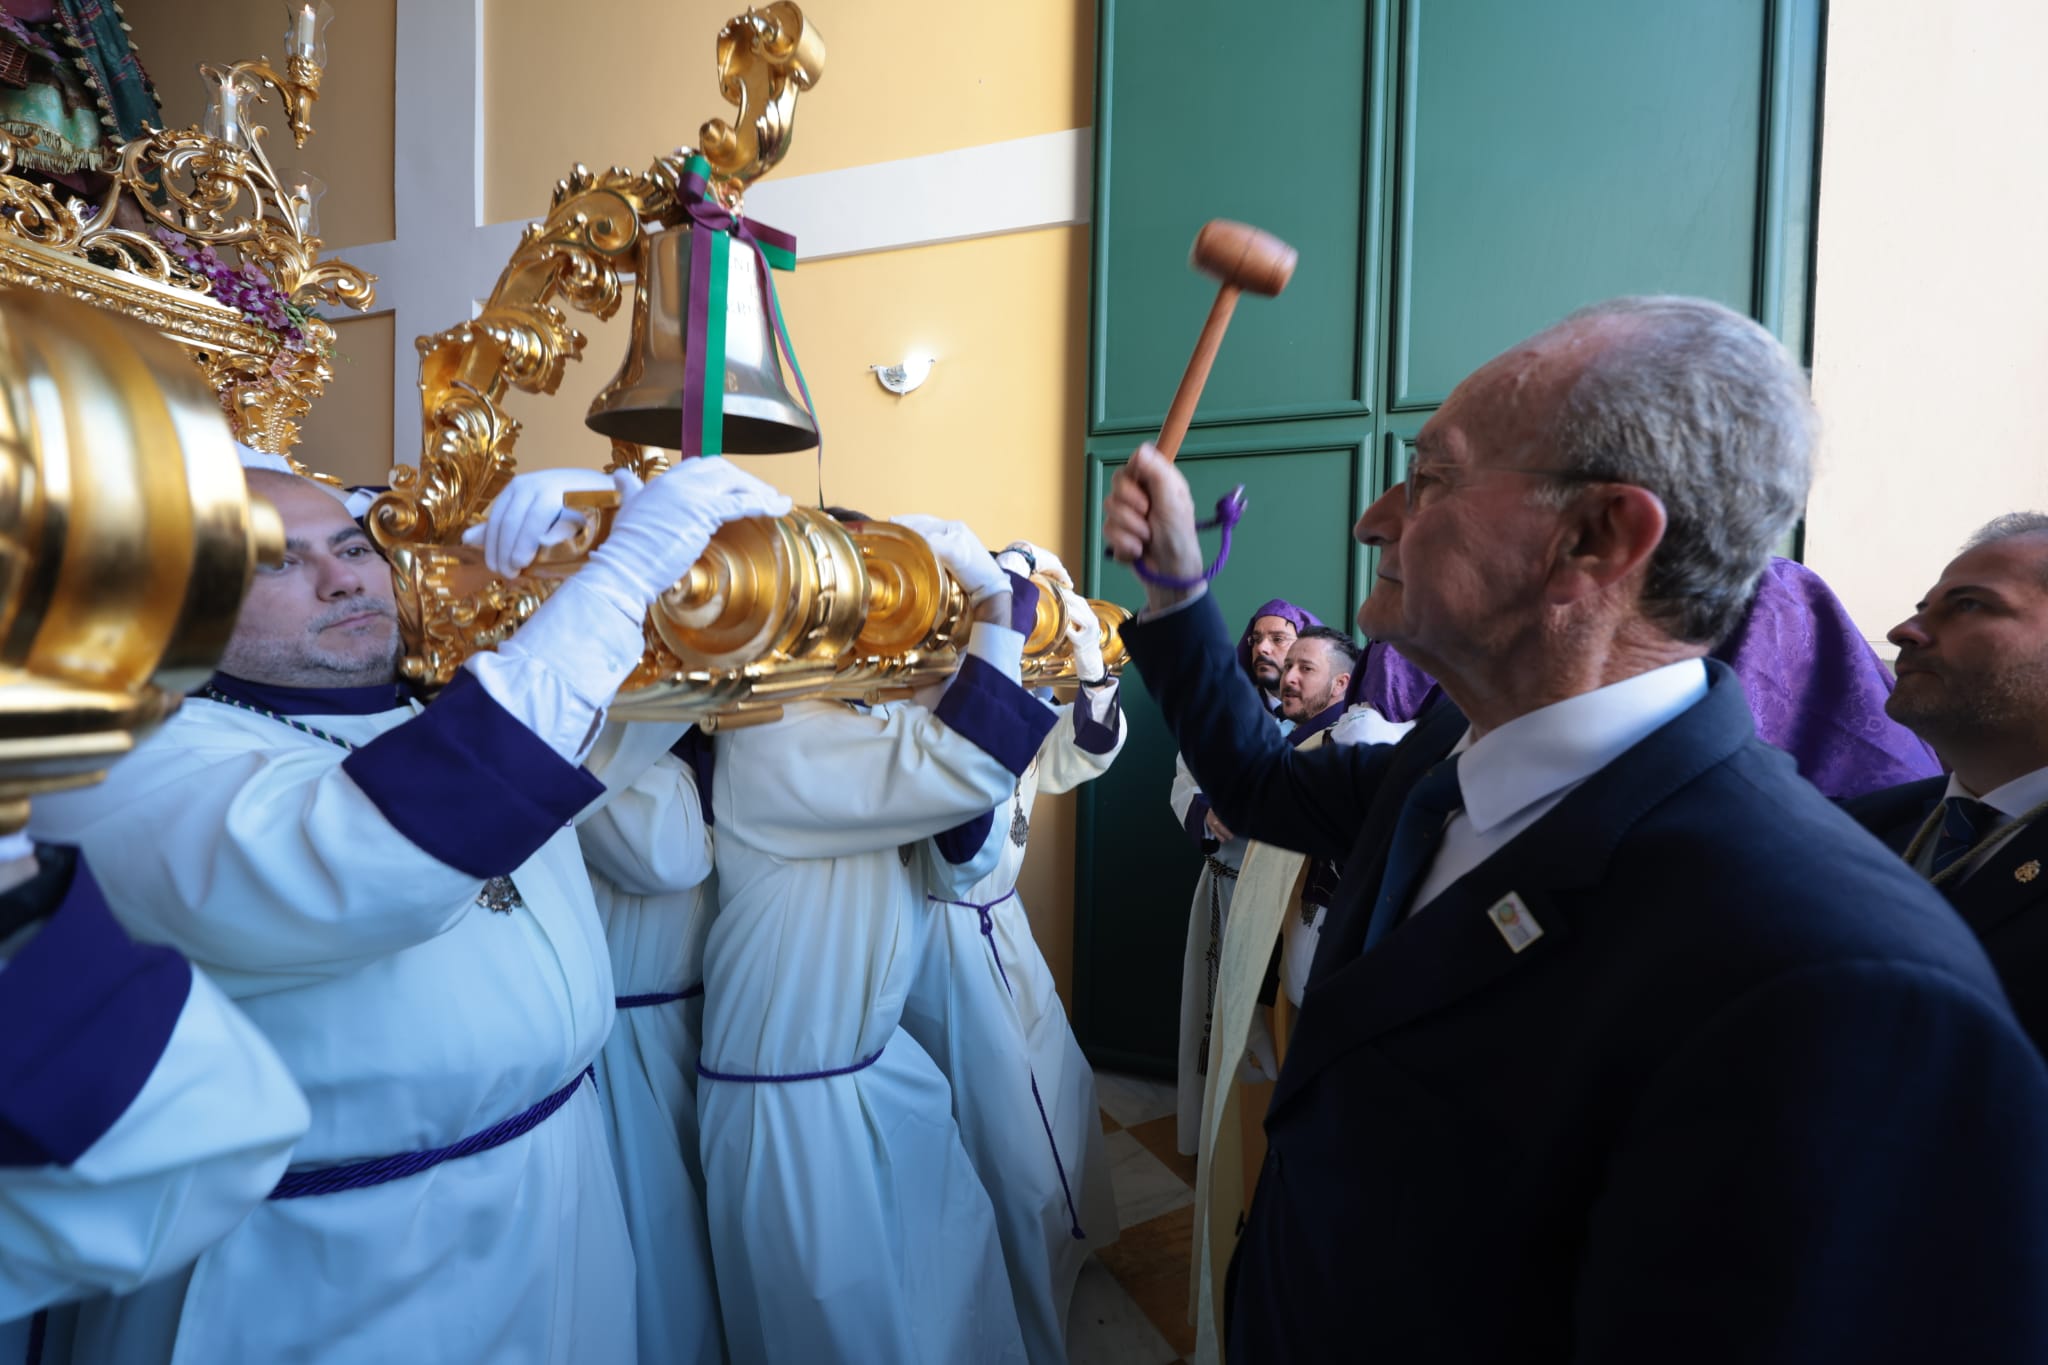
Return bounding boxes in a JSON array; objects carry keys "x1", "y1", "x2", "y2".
[
  {"x1": 0, "y1": 857, "x2": 192, "y2": 1168},
  {"x1": 1711, "y1": 558, "x2": 1941, "y2": 799},
  {"x1": 1006, "y1": 571, "x2": 1040, "y2": 636},
  {"x1": 341, "y1": 671, "x2": 605, "y2": 878},
  {"x1": 934, "y1": 809, "x2": 997, "y2": 866},
  {"x1": 935, "y1": 654, "x2": 1059, "y2": 778},
  {"x1": 1182, "y1": 792, "x2": 1216, "y2": 850},
  {"x1": 1072, "y1": 690, "x2": 1123, "y2": 756},
  {"x1": 670, "y1": 728, "x2": 716, "y2": 829}
]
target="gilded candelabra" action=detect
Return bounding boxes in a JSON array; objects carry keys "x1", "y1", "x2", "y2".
[{"x1": 0, "y1": 0, "x2": 370, "y2": 462}]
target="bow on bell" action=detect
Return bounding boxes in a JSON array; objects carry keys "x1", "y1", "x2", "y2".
[{"x1": 585, "y1": 155, "x2": 821, "y2": 457}]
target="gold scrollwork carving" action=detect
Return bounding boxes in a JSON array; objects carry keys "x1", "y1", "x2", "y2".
[
  {"x1": 0, "y1": 35, "x2": 373, "y2": 465},
  {"x1": 699, "y1": 1, "x2": 825, "y2": 203}
]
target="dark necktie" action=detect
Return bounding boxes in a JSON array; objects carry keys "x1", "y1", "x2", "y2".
[
  {"x1": 1361, "y1": 758, "x2": 1465, "y2": 954},
  {"x1": 1930, "y1": 796, "x2": 1998, "y2": 878}
]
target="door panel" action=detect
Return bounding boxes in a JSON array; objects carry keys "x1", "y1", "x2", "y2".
[
  {"x1": 1090, "y1": 0, "x2": 1383, "y2": 434},
  {"x1": 1390, "y1": 0, "x2": 1770, "y2": 409}
]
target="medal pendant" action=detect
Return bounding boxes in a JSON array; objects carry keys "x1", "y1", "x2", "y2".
[{"x1": 477, "y1": 875, "x2": 521, "y2": 914}]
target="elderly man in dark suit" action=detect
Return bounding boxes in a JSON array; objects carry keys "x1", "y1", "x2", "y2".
[
  {"x1": 1847, "y1": 514, "x2": 2048, "y2": 1052},
  {"x1": 1102, "y1": 296, "x2": 2048, "y2": 1364}
]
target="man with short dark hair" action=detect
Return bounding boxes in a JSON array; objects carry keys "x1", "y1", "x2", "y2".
[
  {"x1": 1847, "y1": 513, "x2": 2048, "y2": 1053},
  {"x1": 1104, "y1": 295, "x2": 2048, "y2": 1362},
  {"x1": 1276, "y1": 626, "x2": 1359, "y2": 725}
]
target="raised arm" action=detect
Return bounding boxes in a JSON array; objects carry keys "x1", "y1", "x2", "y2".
[
  {"x1": 1106, "y1": 445, "x2": 1396, "y2": 859},
  {"x1": 1124, "y1": 591, "x2": 1393, "y2": 861}
]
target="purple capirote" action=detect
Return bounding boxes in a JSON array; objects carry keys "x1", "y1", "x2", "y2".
[
  {"x1": 1343, "y1": 557, "x2": 1940, "y2": 801},
  {"x1": 1235, "y1": 598, "x2": 1322, "y2": 683}
]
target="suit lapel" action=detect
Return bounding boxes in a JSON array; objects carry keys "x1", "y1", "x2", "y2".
[
  {"x1": 1950, "y1": 816, "x2": 2048, "y2": 938},
  {"x1": 1849, "y1": 777, "x2": 1944, "y2": 855},
  {"x1": 1306, "y1": 702, "x2": 1468, "y2": 979},
  {"x1": 1269, "y1": 664, "x2": 1757, "y2": 1119}
]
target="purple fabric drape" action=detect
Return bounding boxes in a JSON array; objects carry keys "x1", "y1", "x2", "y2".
[
  {"x1": 1713, "y1": 558, "x2": 1940, "y2": 798},
  {"x1": 1343, "y1": 558, "x2": 1939, "y2": 800},
  {"x1": 1346, "y1": 640, "x2": 1442, "y2": 721}
]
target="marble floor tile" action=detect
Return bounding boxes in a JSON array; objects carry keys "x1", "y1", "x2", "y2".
[
  {"x1": 1103, "y1": 1128, "x2": 1195, "y2": 1229},
  {"x1": 1124, "y1": 1114, "x2": 1198, "y2": 1186},
  {"x1": 1094, "y1": 1070, "x2": 1178, "y2": 1129},
  {"x1": 1096, "y1": 1205, "x2": 1198, "y2": 1360},
  {"x1": 1066, "y1": 1254, "x2": 1180, "y2": 1365}
]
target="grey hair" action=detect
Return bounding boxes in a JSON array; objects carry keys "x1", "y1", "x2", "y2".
[
  {"x1": 1963, "y1": 512, "x2": 2048, "y2": 589},
  {"x1": 1533, "y1": 295, "x2": 1816, "y2": 645},
  {"x1": 1963, "y1": 512, "x2": 2048, "y2": 552}
]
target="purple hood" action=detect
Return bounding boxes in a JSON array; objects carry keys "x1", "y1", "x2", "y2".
[{"x1": 1236, "y1": 597, "x2": 1323, "y2": 683}]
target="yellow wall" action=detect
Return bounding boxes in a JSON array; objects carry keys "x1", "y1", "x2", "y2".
[
  {"x1": 1804, "y1": 0, "x2": 2048, "y2": 644},
  {"x1": 298, "y1": 313, "x2": 395, "y2": 486},
  {"x1": 484, "y1": 0, "x2": 1093, "y2": 222}
]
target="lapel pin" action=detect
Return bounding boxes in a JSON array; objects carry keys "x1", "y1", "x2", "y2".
[
  {"x1": 2017, "y1": 860, "x2": 2041, "y2": 885},
  {"x1": 1487, "y1": 892, "x2": 1544, "y2": 953}
]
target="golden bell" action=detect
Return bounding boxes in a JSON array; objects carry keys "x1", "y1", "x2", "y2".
[{"x1": 585, "y1": 224, "x2": 819, "y2": 453}]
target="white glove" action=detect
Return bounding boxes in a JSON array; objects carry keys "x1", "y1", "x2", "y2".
[
  {"x1": 461, "y1": 467, "x2": 640, "y2": 578},
  {"x1": 995, "y1": 540, "x2": 1072, "y2": 591},
  {"x1": 579, "y1": 457, "x2": 793, "y2": 617},
  {"x1": 1061, "y1": 587, "x2": 1104, "y2": 679},
  {"x1": 892, "y1": 514, "x2": 1009, "y2": 607},
  {"x1": 464, "y1": 458, "x2": 791, "y2": 762}
]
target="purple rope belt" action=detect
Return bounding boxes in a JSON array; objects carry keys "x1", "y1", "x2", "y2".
[
  {"x1": 1130, "y1": 486, "x2": 1247, "y2": 590},
  {"x1": 268, "y1": 1066, "x2": 593, "y2": 1200},
  {"x1": 697, "y1": 1044, "x2": 885, "y2": 1084},
  {"x1": 929, "y1": 890, "x2": 1087, "y2": 1241},
  {"x1": 617, "y1": 983, "x2": 704, "y2": 1009}
]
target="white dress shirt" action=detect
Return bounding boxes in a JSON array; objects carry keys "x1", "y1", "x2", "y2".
[
  {"x1": 1407, "y1": 659, "x2": 1709, "y2": 914},
  {"x1": 1911, "y1": 766, "x2": 2048, "y2": 881}
]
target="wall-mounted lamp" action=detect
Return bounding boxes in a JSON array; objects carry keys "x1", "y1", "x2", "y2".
[{"x1": 871, "y1": 355, "x2": 935, "y2": 395}]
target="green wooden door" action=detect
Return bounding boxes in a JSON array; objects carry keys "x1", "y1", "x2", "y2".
[{"x1": 1076, "y1": 0, "x2": 1822, "y2": 1074}]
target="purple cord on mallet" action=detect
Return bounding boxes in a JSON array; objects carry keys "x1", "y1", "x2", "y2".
[{"x1": 1131, "y1": 486, "x2": 1248, "y2": 590}]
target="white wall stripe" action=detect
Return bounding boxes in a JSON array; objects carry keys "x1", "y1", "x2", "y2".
[{"x1": 746, "y1": 128, "x2": 1092, "y2": 261}]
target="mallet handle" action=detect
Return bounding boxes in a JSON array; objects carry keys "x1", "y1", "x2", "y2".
[{"x1": 1155, "y1": 284, "x2": 1241, "y2": 462}]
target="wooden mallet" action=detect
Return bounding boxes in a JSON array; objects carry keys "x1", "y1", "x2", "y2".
[{"x1": 1154, "y1": 219, "x2": 1298, "y2": 461}]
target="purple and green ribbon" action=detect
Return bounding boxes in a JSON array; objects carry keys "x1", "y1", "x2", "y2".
[{"x1": 676, "y1": 153, "x2": 820, "y2": 460}]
